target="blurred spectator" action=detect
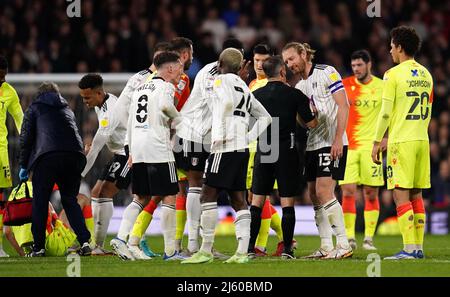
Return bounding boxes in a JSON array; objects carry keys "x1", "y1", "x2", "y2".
[{"x1": 431, "y1": 160, "x2": 450, "y2": 207}]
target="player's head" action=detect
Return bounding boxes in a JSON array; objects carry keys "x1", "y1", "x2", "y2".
[
  {"x1": 253, "y1": 44, "x2": 272, "y2": 79},
  {"x1": 222, "y1": 38, "x2": 245, "y2": 56},
  {"x1": 350, "y1": 50, "x2": 372, "y2": 82},
  {"x1": 153, "y1": 41, "x2": 171, "y2": 60},
  {"x1": 78, "y1": 74, "x2": 105, "y2": 108},
  {"x1": 154, "y1": 51, "x2": 183, "y2": 84},
  {"x1": 218, "y1": 48, "x2": 243, "y2": 75},
  {"x1": 390, "y1": 26, "x2": 421, "y2": 63},
  {"x1": 262, "y1": 55, "x2": 287, "y2": 82},
  {"x1": 282, "y1": 42, "x2": 315, "y2": 75},
  {"x1": 0, "y1": 55, "x2": 7, "y2": 82},
  {"x1": 170, "y1": 37, "x2": 193, "y2": 71}
]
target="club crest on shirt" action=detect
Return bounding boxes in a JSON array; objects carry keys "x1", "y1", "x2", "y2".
[
  {"x1": 191, "y1": 157, "x2": 199, "y2": 167},
  {"x1": 177, "y1": 79, "x2": 187, "y2": 92}
]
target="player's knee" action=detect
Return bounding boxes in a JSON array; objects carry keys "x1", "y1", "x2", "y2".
[
  {"x1": 341, "y1": 185, "x2": 356, "y2": 197},
  {"x1": 90, "y1": 186, "x2": 101, "y2": 198},
  {"x1": 98, "y1": 182, "x2": 118, "y2": 198},
  {"x1": 315, "y1": 186, "x2": 332, "y2": 201},
  {"x1": 363, "y1": 187, "x2": 378, "y2": 200},
  {"x1": 230, "y1": 198, "x2": 247, "y2": 211},
  {"x1": 188, "y1": 172, "x2": 203, "y2": 187}
]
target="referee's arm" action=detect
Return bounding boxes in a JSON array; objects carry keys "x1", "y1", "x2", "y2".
[{"x1": 296, "y1": 91, "x2": 318, "y2": 129}]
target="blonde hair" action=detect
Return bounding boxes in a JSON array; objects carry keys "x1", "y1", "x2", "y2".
[
  {"x1": 219, "y1": 48, "x2": 243, "y2": 73},
  {"x1": 282, "y1": 42, "x2": 316, "y2": 62}
]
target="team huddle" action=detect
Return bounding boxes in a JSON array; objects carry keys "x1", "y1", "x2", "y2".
[{"x1": 1, "y1": 24, "x2": 432, "y2": 262}]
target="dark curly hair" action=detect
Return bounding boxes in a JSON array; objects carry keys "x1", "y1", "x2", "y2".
[
  {"x1": 78, "y1": 73, "x2": 103, "y2": 90},
  {"x1": 390, "y1": 26, "x2": 421, "y2": 57}
]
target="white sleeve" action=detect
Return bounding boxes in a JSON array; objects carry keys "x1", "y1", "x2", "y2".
[
  {"x1": 211, "y1": 78, "x2": 234, "y2": 141},
  {"x1": 126, "y1": 93, "x2": 136, "y2": 151},
  {"x1": 159, "y1": 84, "x2": 180, "y2": 120},
  {"x1": 323, "y1": 66, "x2": 344, "y2": 94},
  {"x1": 247, "y1": 93, "x2": 272, "y2": 143},
  {"x1": 113, "y1": 74, "x2": 140, "y2": 129}
]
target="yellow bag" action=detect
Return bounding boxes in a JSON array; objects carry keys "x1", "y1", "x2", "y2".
[
  {"x1": 9, "y1": 182, "x2": 34, "y2": 247},
  {"x1": 45, "y1": 219, "x2": 77, "y2": 256}
]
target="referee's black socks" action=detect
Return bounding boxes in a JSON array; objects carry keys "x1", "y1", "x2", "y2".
[
  {"x1": 282, "y1": 206, "x2": 296, "y2": 254},
  {"x1": 248, "y1": 205, "x2": 262, "y2": 253}
]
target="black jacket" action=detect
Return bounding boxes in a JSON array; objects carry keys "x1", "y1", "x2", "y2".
[{"x1": 19, "y1": 91, "x2": 86, "y2": 171}]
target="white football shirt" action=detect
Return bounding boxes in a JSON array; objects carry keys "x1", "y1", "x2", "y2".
[
  {"x1": 82, "y1": 93, "x2": 126, "y2": 177},
  {"x1": 209, "y1": 73, "x2": 271, "y2": 153},
  {"x1": 128, "y1": 77, "x2": 180, "y2": 163},
  {"x1": 176, "y1": 61, "x2": 218, "y2": 144},
  {"x1": 295, "y1": 64, "x2": 349, "y2": 151}
]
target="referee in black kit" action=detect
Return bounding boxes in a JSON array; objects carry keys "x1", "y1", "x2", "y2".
[
  {"x1": 248, "y1": 56, "x2": 318, "y2": 259},
  {"x1": 18, "y1": 82, "x2": 91, "y2": 257}
]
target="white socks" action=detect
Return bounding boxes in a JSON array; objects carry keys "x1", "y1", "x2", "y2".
[
  {"x1": 160, "y1": 204, "x2": 176, "y2": 256},
  {"x1": 324, "y1": 198, "x2": 350, "y2": 249},
  {"x1": 314, "y1": 205, "x2": 334, "y2": 251},
  {"x1": 235, "y1": 209, "x2": 251, "y2": 255},
  {"x1": 92, "y1": 197, "x2": 114, "y2": 247},
  {"x1": 199, "y1": 202, "x2": 218, "y2": 254},
  {"x1": 117, "y1": 199, "x2": 143, "y2": 242},
  {"x1": 186, "y1": 187, "x2": 202, "y2": 253}
]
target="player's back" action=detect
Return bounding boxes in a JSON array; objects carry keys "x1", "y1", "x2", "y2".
[
  {"x1": 382, "y1": 59, "x2": 433, "y2": 144},
  {"x1": 177, "y1": 61, "x2": 218, "y2": 143},
  {"x1": 343, "y1": 75, "x2": 383, "y2": 150},
  {"x1": 210, "y1": 73, "x2": 255, "y2": 153},
  {"x1": 114, "y1": 69, "x2": 154, "y2": 129},
  {"x1": 129, "y1": 77, "x2": 175, "y2": 163}
]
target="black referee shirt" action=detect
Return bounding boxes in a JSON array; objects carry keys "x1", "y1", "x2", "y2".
[{"x1": 252, "y1": 81, "x2": 314, "y2": 151}]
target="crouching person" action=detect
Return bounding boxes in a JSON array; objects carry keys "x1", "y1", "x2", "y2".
[{"x1": 18, "y1": 82, "x2": 91, "y2": 257}]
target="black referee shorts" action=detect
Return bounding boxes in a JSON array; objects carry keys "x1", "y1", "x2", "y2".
[{"x1": 252, "y1": 144, "x2": 301, "y2": 197}]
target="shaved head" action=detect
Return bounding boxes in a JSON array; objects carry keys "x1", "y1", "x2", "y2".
[{"x1": 218, "y1": 48, "x2": 243, "y2": 74}]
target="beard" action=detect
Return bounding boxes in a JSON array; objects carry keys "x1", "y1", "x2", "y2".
[
  {"x1": 357, "y1": 71, "x2": 369, "y2": 82},
  {"x1": 184, "y1": 60, "x2": 192, "y2": 71}
]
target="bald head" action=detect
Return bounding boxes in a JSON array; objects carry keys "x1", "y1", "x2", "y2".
[{"x1": 218, "y1": 48, "x2": 243, "y2": 74}]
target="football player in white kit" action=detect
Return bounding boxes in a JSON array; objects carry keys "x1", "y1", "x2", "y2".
[
  {"x1": 78, "y1": 74, "x2": 131, "y2": 255},
  {"x1": 175, "y1": 38, "x2": 246, "y2": 257},
  {"x1": 113, "y1": 51, "x2": 185, "y2": 261},
  {"x1": 282, "y1": 42, "x2": 353, "y2": 259},
  {"x1": 182, "y1": 48, "x2": 272, "y2": 264}
]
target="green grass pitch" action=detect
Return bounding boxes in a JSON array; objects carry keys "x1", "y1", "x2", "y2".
[{"x1": 1, "y1": 234, "x2": 449, "y2": 277}]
